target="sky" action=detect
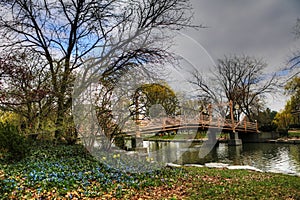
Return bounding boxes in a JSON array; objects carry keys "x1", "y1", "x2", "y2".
[{"x1": 178, "y1": 0, "x2": 300, "y2": 111}]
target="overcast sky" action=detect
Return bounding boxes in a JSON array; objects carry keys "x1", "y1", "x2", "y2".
[{"x1": 180, "y1": 0, "x2": 300, "y2": 111}]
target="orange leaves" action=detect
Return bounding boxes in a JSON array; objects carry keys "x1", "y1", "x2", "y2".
[{"x1": 130, "y1": 184, "x2": 188, "y2": 200}]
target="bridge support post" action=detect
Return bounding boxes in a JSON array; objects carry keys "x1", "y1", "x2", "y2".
[
  {"x1": 131, "y1": 137, "x2": 143, "y2": 148},
  {"x1": 131, "y1": 137, "x2": 148, "y2": 153},
  {"x1": 207, "y1": 129, "x2": 218, "y2": 145},
  {"x1": 228, "y1": 131, "x2": 242, "y2": 146}
]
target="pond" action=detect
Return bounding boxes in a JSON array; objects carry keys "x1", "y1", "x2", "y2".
[{"x1": 144, "y1": 141, "x2": 300, "y2": 176}]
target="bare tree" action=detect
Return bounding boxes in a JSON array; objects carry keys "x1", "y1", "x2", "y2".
[
  {"x1": 190, "y1": 55, "x2": 278, "y2": 121},
  {"x1": 0, "y1": 49, "x2": 53, "y2": 133},
  {"x1": 0, "y1": 0, "x2": 196, "y2": 141}
]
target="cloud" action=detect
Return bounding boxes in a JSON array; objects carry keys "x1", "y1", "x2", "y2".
[
  {"x1": 178, "y1": 0, "x2": 300, "y2": 110},
  {"x1": 186, "y1": 0, "x2": 300, "y2": 70}
]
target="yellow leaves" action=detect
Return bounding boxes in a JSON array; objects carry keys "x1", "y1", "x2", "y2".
[
  {"x1": 84, "y1": 171, "x2": 92, "y2": 175},
  {"x1": 64, "y1": 190, "x2": 89, "y2": 199},
  {"x1": 102, "y1": 193, "x2": 113, "y2": 199},
  {"x1": 0, "y1": 169, "x2": 4, "y2": 180},
  {"x1": 146, "y1": 156, "x2": 154, "y2": 162},
  {"x1": 130, "y1": 184, "x2": 188, "y2": 200},
  {"x1": 136, "y1": 83, "x2": 179, "y2": 117},
  {"x1": 273, "y1": 109, "x2": 293, "y2": 129},
  {"x1": 0, "y1": 111, "x2": 22, "y2": 126},
  {"x1": 113, "y1": 154, "x2": 120, "y2": 159}
]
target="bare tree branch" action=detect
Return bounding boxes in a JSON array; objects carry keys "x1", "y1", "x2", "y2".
[
  {"x1": 0, "y1": 0, "x2": 198, "y2": 141},
  {"x1": 190, "y1": 55, "x2": 278, "y2": 120}
]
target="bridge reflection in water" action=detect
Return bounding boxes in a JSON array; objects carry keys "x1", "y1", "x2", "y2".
[{"x1": 145, "y1": 142, "x2": 300, "y2": 176}]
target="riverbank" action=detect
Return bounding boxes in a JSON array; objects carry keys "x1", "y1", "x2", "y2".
[
  {"x1": 144, "y1": 136, "x2": 300, "y2": 144},
  {"x1": 267, "y1": 138, "x2": 300, "y2": 144},
  {"x1": 1, "y1": 143, "x2": 299, "y2": 199},
  {"x1": 166, "y1": 162, "x2": 300, "y2": 176}
]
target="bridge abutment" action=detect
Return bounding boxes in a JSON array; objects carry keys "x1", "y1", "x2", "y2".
[
  {"x1": 131, "y1": 137, "x2": 148, "y2": 153},
  {"x1": 228, "y1": 131, "x2": 242, "y2": 146}
]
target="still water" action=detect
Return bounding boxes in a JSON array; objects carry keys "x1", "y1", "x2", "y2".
[{"x1": 144, "y1": 141, "x2": 300, "y2": 175}]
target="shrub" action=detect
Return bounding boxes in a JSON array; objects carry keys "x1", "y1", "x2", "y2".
[
  {"x1": 259, "y1": 124, "x2": 277, "y2": 132},
  {"x1": 289, "y1": 124, "x2": 300, "y2": 129},
  {"x1": 114, "y1": 135, "x2": 125, "y2": 149},
  {"x1": 0, "y1": 123, "x2": 29, "y2": 161},
  {"x1": 277, "y1": 128, "x2": 288, "y2": 137}
]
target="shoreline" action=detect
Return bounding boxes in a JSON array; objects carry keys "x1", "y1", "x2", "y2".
[
  {"x1": 143, "y1": 137, "x2": 300, "y2": 144},
  {"x1": 166, "y1": 162, "x2": 300, "y2": 177}
]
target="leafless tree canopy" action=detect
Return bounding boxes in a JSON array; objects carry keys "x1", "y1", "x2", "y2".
[
  {"x1": 0, "y1": 0, "x2": 196, "y2": 140},
  {"x1": 0, "y1": 49, "x2": 51, "y2": 116},
  {"x1": 190, "y1": 55, "x2": 278, "y2": 120}
]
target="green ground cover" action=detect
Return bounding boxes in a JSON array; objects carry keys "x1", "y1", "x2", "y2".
[
  {"x1": 0, "y1": 143, "x2": 299, "y2": 199},
  {"x1": 288, "y1": 130, "x2": 300, "y2": 138}
]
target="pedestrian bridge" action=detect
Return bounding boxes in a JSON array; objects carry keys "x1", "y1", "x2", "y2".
[{"x1": 124, "y1": 115, "x2": 258, "y2": 136}]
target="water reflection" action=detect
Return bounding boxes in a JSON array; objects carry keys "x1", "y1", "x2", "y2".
[{"x1": 145, "y1": 141, "x2": 300, "y2": 175}]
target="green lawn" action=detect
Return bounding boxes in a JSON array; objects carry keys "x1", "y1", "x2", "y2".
[
  {"x1": 289, "y1": 130, "x2": 300, "y2": 138},
  {"x1": 1, "y1": 143, "x2": 299, "y2": 199}
]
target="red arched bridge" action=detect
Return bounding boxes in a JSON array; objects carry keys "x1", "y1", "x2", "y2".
[
  {"x1": 124, "y1": 115, "x2": 258, "y2": 136},
  {"x1": 124, "y1": 101, "x2": 259, "y2": 146}
]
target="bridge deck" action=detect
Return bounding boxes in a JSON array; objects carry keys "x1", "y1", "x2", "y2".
[{"x1": 124, "y1": 117, "x2": 258, "y2": 136}]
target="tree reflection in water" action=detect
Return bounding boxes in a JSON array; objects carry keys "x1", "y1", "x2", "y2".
[{"x1": 147, "y1": 141, "x2": 300, "y2": 175}]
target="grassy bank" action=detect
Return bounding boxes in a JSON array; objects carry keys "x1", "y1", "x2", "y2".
[
  {"x1": 289, "y1": 130, "x2": 300, "y2": 138},
  {"x1": 0, "y1": 143, "x2": 299, "y2": 199}
]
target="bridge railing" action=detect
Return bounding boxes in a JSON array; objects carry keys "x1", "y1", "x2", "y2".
[
  {"x1": 234, "y1": 118, "x2": 258, "y2": 132},
  {"x1": 123, "y1": 115, "x2": 259, "y2": 135}
]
